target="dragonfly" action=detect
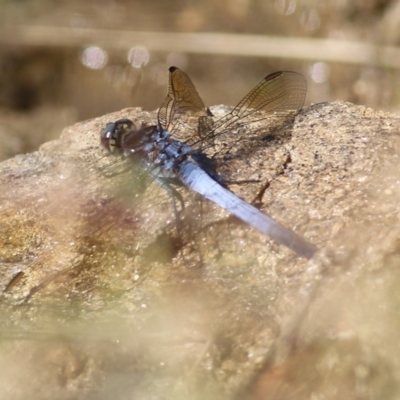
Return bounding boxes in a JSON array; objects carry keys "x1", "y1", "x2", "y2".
[{"x1": 100, "y1": 66, "x2": 317, "y2": 258}]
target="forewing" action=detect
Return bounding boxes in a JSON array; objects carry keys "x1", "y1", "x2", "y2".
[
  {"x1": 157, "y1": 66, "x2": 212, "y2": 142},
  {"x1": 235, "y1": 71, "x2": 306, "y2": 114},
  {"x1": 208, "y1": 71, "x2": 307, "y2": 140}
]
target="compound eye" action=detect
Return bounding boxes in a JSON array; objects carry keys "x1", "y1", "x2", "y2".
[
  {"x1": 100, "y1": 119, "x2": 135, "y2": 153},
  {"x1": 100, "y1": 123, "x2": 117, "y2": 153}
]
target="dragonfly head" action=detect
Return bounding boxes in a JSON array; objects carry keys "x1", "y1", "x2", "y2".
[{"x1": 100, "y1": 119, "x2": 135, "y2": 154}]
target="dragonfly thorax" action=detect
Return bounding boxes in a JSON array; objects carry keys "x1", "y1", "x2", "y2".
[
  {"x1": 142, "y1": 128, "x2": 194, "y2": 174},
  {"x1": 101, "y1": 119, "x2": 194, "y2": 175}
]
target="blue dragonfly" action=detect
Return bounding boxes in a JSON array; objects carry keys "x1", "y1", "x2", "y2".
[{"x1": 101, "y1": 67, "x2": 317, "y2": 258}]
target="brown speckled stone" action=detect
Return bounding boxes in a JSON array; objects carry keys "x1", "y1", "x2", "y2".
[{"x1": 0, "y1": 101, "x2": 400, "y2": 399}]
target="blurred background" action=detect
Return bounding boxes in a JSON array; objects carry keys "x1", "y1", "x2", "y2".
[{"x1": 1, "y1": 0, "x2": 400, "y2": 161}]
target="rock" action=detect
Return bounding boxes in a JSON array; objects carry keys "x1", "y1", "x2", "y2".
[{"x1": 0, "y1": 101, "x2": 399, "y2": 399}]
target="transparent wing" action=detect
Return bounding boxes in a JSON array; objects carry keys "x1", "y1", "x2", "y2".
[
  {"x1": 201, "y1": 71, "x2": 307, "y2": 145},
  {"x1": 228, "y1": 71, "x2": 305, "y2": 118},
  {"x1": 157, "y1": 66, "x2": 211, "y2": 141},
  {"x1": 159, "y1": 68, "x2": 306, "y2": 149}
]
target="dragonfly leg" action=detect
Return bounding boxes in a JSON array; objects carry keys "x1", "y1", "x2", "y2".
[
  {"x1": 98, "y1": 160, "x2": 131, "y2": 178},
  {"x1": 252, "y1": 180, "x2": 270, "y2": 207},
  {"x1": 154, "y1": 177, "x2": 185, "y2": 235}
]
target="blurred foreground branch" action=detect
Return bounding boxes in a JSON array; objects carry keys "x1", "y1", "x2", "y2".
[{"x1": 1, "y1": 25, "x2": 400, "y2": 68}]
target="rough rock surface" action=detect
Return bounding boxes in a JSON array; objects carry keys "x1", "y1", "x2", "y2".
[{"x1": 0, "y1": 101, "x2": 400, "y2": 399}]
